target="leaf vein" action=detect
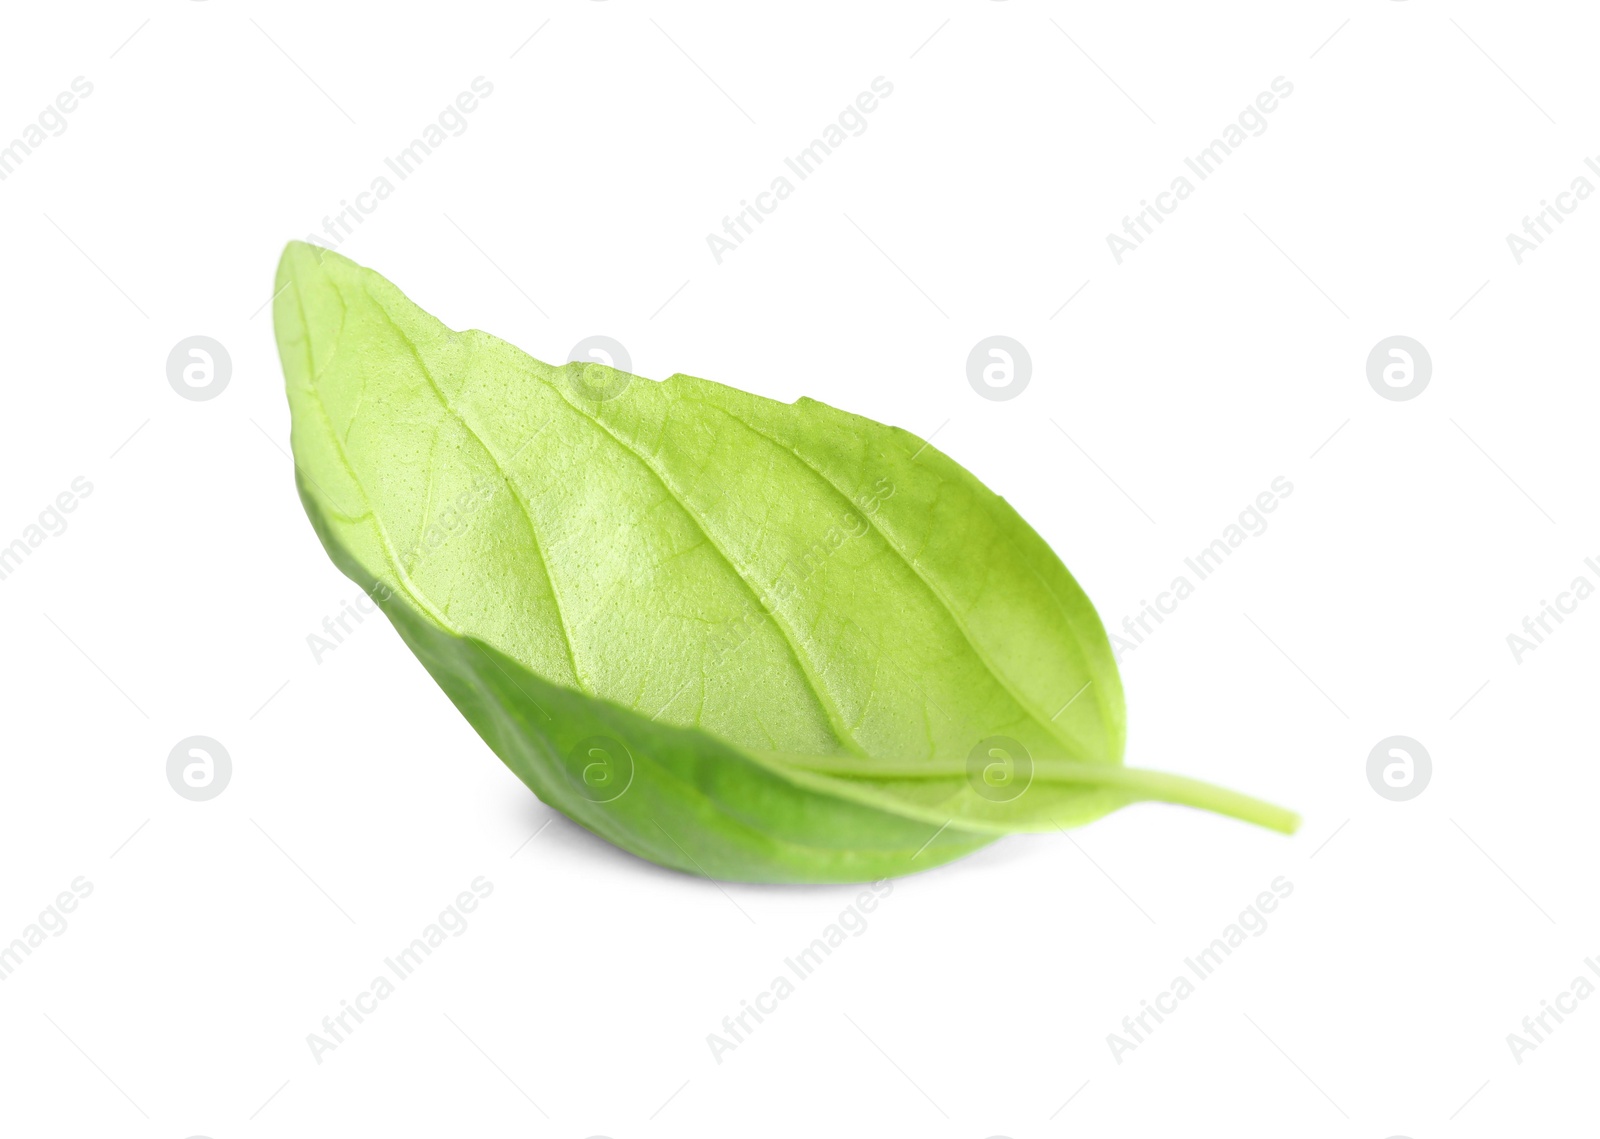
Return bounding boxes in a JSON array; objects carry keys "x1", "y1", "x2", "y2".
[
  {"x1": 715, "y1": 407, "x2": 1096, "y2": 760},
  {"x1": 358, "y1": 284, "x2": 589, "y2": 695},
  {"x1": 542, "y1": 383, "x2": 869, "y2": 758}
]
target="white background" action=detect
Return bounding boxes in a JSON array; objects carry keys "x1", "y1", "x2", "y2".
[{"x1": 0, "y1": 1, "x2": 1595, "y2": 1135}]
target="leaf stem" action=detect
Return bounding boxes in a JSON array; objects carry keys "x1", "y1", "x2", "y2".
[
  {"x1": 776, "y1": 757, "x2": 1300, "y2": 835},
  {"x1": 1092, "y1": 766, "x2": 1300, "y2": 834}
]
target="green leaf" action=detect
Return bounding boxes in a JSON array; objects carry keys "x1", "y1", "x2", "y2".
[{"x1": 274, "y1": 241, "x2": 1296, "y2": 883}]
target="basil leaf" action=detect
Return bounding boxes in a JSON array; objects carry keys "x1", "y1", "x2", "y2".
[{"x1": 275, "y1": 242, "x2": 1296, "y2": 883}]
